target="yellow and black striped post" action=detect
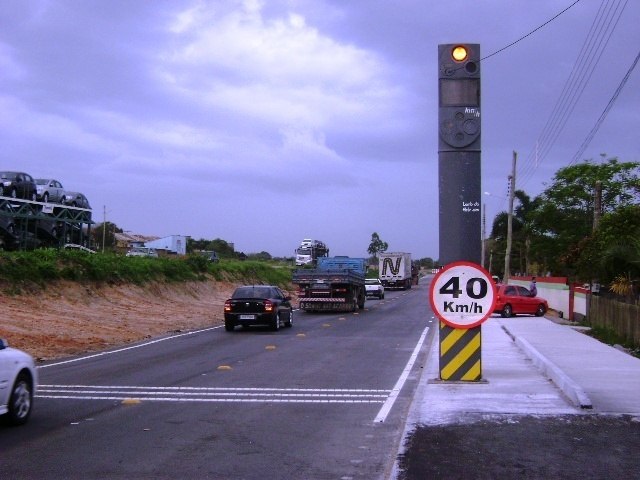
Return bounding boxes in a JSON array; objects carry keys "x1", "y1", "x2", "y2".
[{"x1": 439, "y1": 322, "x2": 482, "y2": 381}]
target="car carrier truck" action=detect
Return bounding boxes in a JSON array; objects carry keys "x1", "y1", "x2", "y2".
[
  {"x1": 292, "y1": 256, "x2": 366, "y2": 312},
  {"x1": 379, "y1": 252, "x2": 413, "y2": 290},
  {"x1": 294, "y1": 239, "x2": 329, "y2": 266}
]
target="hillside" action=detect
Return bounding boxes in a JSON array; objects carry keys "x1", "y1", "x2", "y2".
[{"x1": 1, "y1": 279, "x2": 287, "y2": 361}]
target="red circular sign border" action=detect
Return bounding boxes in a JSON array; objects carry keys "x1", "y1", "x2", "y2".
[{"x1": 429, "y1": 261, "x2": 497, "y2": 329}]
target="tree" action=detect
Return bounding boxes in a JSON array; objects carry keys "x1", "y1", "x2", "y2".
[
  {"x1": 528, "y1": 157, "x2": 639, "y2": 276},
  {"x1": 187, "y1": 237, "x2": 236, "y2": 258},
  {"x1": 367, "y1": 232, "x2": 388, "y2": 263},
  {"x1": 489, "y1": 190, "x2": 541, "y2": 276},
  {"x1": 417, "y1": 257, "x2": 437, "y2": 269},
  {"x1": 91, "y1": 222, "x2": 123, "y2": 252},
  {"x1": 577, "y1": 204, "x2": 640, "y2": 294},
  {"x1": 248, "y1": 251, "x2": 272, "y2": 261}
]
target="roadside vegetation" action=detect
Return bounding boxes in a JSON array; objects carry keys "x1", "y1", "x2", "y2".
[
  {"x1": 487, "y1": 157, "x2": 639, "y2": 292},
  {"x1": 584, "y1": 325, "x2": 640, "y2": 359},
  {"x1": 0, "y1": 249, "x2": 294, "y2": 294}
]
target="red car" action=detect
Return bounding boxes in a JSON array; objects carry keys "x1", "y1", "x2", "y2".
[{"x1": 494, "y1": 284, "x2": 548, "y2": 318}]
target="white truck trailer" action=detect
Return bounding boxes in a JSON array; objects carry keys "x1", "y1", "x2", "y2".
[{"x1": 379, "y1": 252, "x2": 413, "y2": 290}]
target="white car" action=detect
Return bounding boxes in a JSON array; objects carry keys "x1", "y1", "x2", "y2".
[
  {"x1": 126, "y1": 246, "x2": 159, "y2": 258},
  {"x1": 365, "y1": 278, "x2": 385, "y2": 299},
  {"x1": 0, "y1": 339, "x2": 37, "y2": 426},
  {"x1": 35, "y1": 178, "x2": 66, "y2": 203}
]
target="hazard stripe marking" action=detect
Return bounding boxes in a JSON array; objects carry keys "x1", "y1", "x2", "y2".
[{"x1": 439, "y1": 322, "x2": 482, "y2": 381}]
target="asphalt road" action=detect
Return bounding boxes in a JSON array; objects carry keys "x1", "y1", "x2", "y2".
[
  {"x1": 0, "y1": 284, "x2": 435, "y2": 479},
  {"x1": 397, "y1": 415, "x2": 640, "y2": 479}
]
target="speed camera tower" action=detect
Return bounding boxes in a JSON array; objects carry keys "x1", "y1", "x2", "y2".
[{"x1": 438, "y1": 44, "x2": 481, "y2": 264}]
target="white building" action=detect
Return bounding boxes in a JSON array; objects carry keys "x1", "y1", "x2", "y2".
[{"x1": 144, "y1": 235, "x2": 189, "y2": 256}]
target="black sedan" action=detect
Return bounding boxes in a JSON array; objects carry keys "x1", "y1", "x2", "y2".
[
  {"x1": 224, "y1": 285, "x2": 293, "y2": 332},
  {"x1": 0, "y1": 171, "x2": 37, "y2": 201},
  {"x1": 62, "y1": 192, "x2": 91, "y2": 209}
]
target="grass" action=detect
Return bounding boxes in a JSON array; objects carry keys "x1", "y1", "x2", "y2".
[
  {"x1": 584, "y1": 324, "x2": 640, "y2": 359},
  {"x1": 0, "y1": 249, "x2": 296, "y2": 293}
]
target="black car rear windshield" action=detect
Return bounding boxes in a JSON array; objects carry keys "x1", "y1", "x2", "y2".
[{"x1": 232, "y1": 287, "x2": 274, "y2": 299}]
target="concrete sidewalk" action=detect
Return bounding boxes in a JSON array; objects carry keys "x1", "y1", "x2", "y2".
[
  {"x1": 501, "y1": 317, "x2": 640, "y2": 415},
  {"x1": 405, "y1": 316, "x2": 640, "y2": 427}
]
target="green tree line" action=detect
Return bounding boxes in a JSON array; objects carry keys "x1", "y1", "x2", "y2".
[{"x1": 486, "y1": 156, "x2": 639, "y2": 297}]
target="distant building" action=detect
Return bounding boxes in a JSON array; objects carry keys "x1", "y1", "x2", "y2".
[
  {"x1": 114, "y1": 232, "x2": 189, "y2": 256},
  {"x1": 114, "y1": 232, "x2": 159, "y2": 251},
  {"x1": 145, "y1": 235, "x2": 188, "y2": 256}
]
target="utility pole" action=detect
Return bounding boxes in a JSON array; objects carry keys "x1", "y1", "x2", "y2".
[
  {"x1": 102, "y1": 205, "x2": 107, "y2": 253},
  {"x1": 503, "y1": 151, "x2": 516, "y2": 283},
  {"x1": 593, "y1": 181, "x2": 602, "y2": 231}
]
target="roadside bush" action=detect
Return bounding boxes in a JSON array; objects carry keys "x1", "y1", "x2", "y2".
[
  {"x1": 585, "y1": 325, "x2": 640, "y2": 358},
  {"x1": 221, "y1": 260, "x2": 293, "y2": 287},
  {"x1": 184, "y1": 253, "x2": 210, "y2": 273},
  {"x1": 0, "y1": 250, "x2": 295, "y2": 292}
]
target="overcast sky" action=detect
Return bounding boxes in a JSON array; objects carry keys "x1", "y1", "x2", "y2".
[{"x1": 1, "y1": 0, "x2": 638, "y2": 259}]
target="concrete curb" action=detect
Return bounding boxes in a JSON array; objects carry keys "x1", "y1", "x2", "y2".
[{"x1": 502, "y1": 325, "x2": 593, "y2": 409}]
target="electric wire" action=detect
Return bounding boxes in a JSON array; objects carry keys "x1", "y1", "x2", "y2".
[
  {"x1": 568, "y1": 48, "x2": 640, "y2": 166},
  {"x1": 476, "y1": 0, "x2": 586, "y2": 209},
  {"x1": 517, "y1": 0, "x2": 629, "y2": 190},
  {"x1": 460, "y1": 0, "x2": 630, "y2": 217},
  {"x1": 480, "y1": 0, "x2": 583, "y2": 63}
]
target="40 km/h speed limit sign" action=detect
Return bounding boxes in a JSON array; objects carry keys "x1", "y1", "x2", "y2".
[{"x1": 429, "y1": 261, "x2": 497, "y2": 329}]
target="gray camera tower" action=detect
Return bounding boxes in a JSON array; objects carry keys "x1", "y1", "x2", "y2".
[{"x1": 438, "y1": 44, "x2": 481, "y2": 264}]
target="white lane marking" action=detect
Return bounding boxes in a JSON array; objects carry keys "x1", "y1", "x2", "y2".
[
  {"x1": 37, "y1": 396, "x2": 385, "y2": 404},
  {"x1": 38, "y1": 326, "x2": 222, "y2": 369},
  {"x1": 374, "y1": 326, "x2": 430, "y2": 423},
  {"x1": 36, "y1": 385, "x2": 390, "y2": 404},
  {"x1": 39, "y1": 385, "x2": 390, "y2": 393}
]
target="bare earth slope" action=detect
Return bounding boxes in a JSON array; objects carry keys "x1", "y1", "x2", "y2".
[{"x1": 0, "y1": 280, "x2": 239, "y2": 361}]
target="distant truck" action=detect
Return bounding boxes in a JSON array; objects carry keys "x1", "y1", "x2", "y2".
[
  {"x1": 379, "y1": 252, "x2": 413, "y2": 290},
  {"x1": 292, "y1": 256, "x2": 366, "y2": 312},
  {"x1": 295, "y1": 238, "x2": 329, "y2": 266}
]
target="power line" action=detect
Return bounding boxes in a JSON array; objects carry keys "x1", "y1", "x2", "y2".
[
  {"x1": 568, "y1": 48, "x2": 640, "y2": 166},
  {"x1": 479, "y1": 0, "x2": 585, "y2": 210},
  {"x1": 517, "y1": 0, "x2": 629, "y2": 189},
  {"x1": 480, "y1": 0, "x2": 583, "y2": 63}
]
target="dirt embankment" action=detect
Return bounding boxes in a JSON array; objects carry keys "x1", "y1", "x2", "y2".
[{"x1": 0, "y1": 280, "x2": 282, "y2": 361}]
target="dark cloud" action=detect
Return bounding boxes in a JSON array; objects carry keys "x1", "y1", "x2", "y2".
[{"x1": 0, "y1": 0, "x2": 637, "y2": 258}]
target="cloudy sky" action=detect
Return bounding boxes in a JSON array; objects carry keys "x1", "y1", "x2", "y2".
[{"x1": 1, "y1": 0, "x2": 638, "y2": 259}]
